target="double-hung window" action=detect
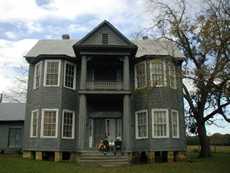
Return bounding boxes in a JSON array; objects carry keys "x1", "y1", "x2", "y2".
[
  {"x1": 135, "y1": 110, "x2": 148, "y2": 139},
  {"x1": 62, "y1": 110, "x2": 75, "y2": 139},
  {"x1": 30, "y1": 110, "x2": 39, "y2": 137},
  {"x1": 171, "y1": 110, "x2": 179, "y2": 138},
  {"x1": 64, "y1": 62, "x2": 76, "y2": 89},
  {"x1": 168, "y1": 62, "x2": 177, "y2": 89},
  {"x1": 44, "y1": 60, "x2": 61, "y2": 87},
  {"x1": 135, "y1": 61, "x2": 147, "y2": 89},
  {"x1": 152, "y1": 109, "x2": 169, "y2": 138},
  {"x1": 41, "y1": 109, "x2": 58, "y2": 138},
  {"x1": 150, "y1": 59, "x2": 166, "y2": 87},
  {"x1": 33, "y1": 62, "x2": 42, "y2": 89}
]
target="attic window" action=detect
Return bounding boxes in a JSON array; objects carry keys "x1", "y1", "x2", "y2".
[{"x1": 102, "y1": 33, "x2": 108, "y2": 44}]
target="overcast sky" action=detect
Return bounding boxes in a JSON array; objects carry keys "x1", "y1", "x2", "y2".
[{"x1": 0, "y1": 0, "x2": 229, "y2": 134}]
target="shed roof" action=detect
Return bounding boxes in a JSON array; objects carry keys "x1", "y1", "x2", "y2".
[{"x1": 0, "y1": 103, "x2": 25, "y2": 121}]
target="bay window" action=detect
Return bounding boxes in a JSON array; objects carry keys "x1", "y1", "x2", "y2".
[
  {"x1": 33, "y1": 62, "x2": 42, "y2": 89},
  {"x1": 150, "y1": 59, "x2": 166, "y2": 87},
  {"x1": 41, "y1": 109, "x2": 58, "y2": 138},
  {"x1": 152, "y1": 109, "x2": 169, "y2": 138},
  {"x1": 30, "y1": 109, "x2": 39, "y2": 137},
  {"x1": 168, "y1": 62, "x2": 177, "y2": 89},
  {"x1": 64, "y1": 62, "x2": 76, "y2": 89},
  {"x1": 135, "y1": 61, "x2": 147, "y2": 89},
  {"x1": 62, "y1": 110, "x2": 75, "y2": 139},
  {"x1": 44, "y1": 60, "x2": 61, "y2": 87},
  {"x1": 171, "y1": 110, "x2": 179, "y2": 138},
  {"x1": 135, "y1": 110, "x2": 148, "y2": 139}
]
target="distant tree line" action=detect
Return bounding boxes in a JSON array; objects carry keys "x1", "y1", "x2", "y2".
[{"x1": 187, "y1": 133, "x2": 230, "y2": 146}]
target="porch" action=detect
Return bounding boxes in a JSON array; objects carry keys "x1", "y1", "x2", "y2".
[{"x1": 78, "y1": 94, "x2": 131, "y2": 152}]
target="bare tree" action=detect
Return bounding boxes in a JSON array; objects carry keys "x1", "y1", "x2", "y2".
[
  {"x1": 148, "y1": 0, "x2": 230, "y2": 157},
  {"x1": 3, "y1": 65, "x2": 28, "y2": 103}
]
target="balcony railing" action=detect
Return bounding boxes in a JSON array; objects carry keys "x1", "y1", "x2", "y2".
[{"x1": 86, "y1": 81, "x2": 123, "y2": 90}]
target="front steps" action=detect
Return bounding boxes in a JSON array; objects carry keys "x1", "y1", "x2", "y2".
[{"x1": 78, "y1": 151, "x2": 130, "y2": 167}]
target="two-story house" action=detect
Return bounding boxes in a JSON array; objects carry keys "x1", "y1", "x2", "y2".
[{"x1": 23, "y1": 20, "x2": 186, "y2": 164}]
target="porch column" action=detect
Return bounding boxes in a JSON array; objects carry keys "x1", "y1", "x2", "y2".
[
  {"x1": 123, "y1": 94, "x2": 131, "y2": 151},
  {"x1": 80, "y1": 56, "x2": 87, "y2": 90},
  {"x1": 123, "y1": 56, "x2": 130, "y2": 90},
  {"x1": 79, "y1": 94, "x2": 87, "y2": 151}
]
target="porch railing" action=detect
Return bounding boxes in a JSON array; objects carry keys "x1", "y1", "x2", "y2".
[{"x1": 86, "y1": 81, "x2": 123, "y2": 90}]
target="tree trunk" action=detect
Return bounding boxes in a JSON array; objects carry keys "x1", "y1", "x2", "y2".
[{"x1": 197, "y1": 121, "x2": 211, "y2": 157}]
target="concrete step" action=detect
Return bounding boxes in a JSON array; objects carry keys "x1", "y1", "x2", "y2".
[{"x1": 79, "y1": 151, "x2": 130, "y2": 167}]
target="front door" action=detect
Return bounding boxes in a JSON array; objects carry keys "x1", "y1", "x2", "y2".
[
  {"x1": 92, "y1": 118, "x2": 122, "y2": 148},
  {"x1": 105, "y1": 119, "x2": 116, "y2": 142}
]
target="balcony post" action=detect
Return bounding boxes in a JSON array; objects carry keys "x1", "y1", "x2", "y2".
[
  {"x1": 123, "y1": 56, "x2": 130, "y2": 90},
  {"x1": 79, "y1": 94, "x2": 87, "y2": 150},
  {"x1": 123, "y1": 94, "x2": 131, "y2": 152},
  {"x1": 80, "y1": 56, "x2": 87, "y2": 90}
]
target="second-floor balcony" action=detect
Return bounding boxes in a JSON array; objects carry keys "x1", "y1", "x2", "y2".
[{"x1": 86, "y1": 81, "x2": 123, "y2": 90}]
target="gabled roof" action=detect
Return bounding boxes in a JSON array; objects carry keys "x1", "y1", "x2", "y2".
[
  {"x1": 0, "y1": 103, "x2": 25, "y2": 121},
  {"x1": 74, "y1": 20, "x2": 137, "y2": 48},
  {"x1": 25, "y1": 39, "x2": 77, "y2": 58}
]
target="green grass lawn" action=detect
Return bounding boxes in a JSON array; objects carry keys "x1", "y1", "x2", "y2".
[{"x1": 0, "y1": 150, "x2": 229, "y2": 173}]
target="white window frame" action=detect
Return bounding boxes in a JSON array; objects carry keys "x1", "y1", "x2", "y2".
[
  {"x1": 30, "y1": 109, "x2": 39, "y2": 138},
  {"x1": 150, "y1": 59, "x2": 167, "y2": 87},
  {"x1": 62, "y1": 109, "x2": 75, "y2": 139},
  {"x1": 135, "y1": 61, "x2": 147, "y2": 89},
  {"x1": 135, "y1": 110, "x2": 148, "y2": 139},
  {"x1": 64, "y1": 61, "x2": 76, "y2": 90},
  {"x1": 41, "y1": 108, "x2": 59, "y2": 138},
  {"x1": 171, "y1": 109, "x2": 180, "y2": 138},
  {"x1": 33, "y1": 62, "x2": 42, "y2": 89},
  {"x1": 152, "y1": 109, "x2": 169, "y2": 138},
  {"x1": 168, "y1": 62, "x2": 177, "y2": 89},
  {"x1": 43, "y1": 60, "x2": 61, "y2": 87}
]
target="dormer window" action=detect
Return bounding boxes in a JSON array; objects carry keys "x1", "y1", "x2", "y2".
[{"x1": 102, "y1": 33, "x2": 108, "y2": 44}]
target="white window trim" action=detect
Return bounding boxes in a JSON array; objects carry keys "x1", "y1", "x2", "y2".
[
  {"x1": 150, "y1": 60, "x2": 167, "y2": 88},
  {"x1": 62, "y1": 109, "x2": 75, "y2": 139},
  {"x1": 64, "y1": 61, "x2": 76, "y2": 90},
  {"x1": 41, "y1": 108, "x2": 59, "y2": 138},
  {"x1": 135, "y1": 61, "x2": 147, "y2": 89},
  {"x1": 171, "y1": 109, "x2": 180, "y2": 138},
  {"x1": 30, "y1": 109, "x2": 39, "y2": 138},
  {"x1": 43, "y1": 60, "x2": 61, "y2": 87},
  {"x1": 169, "y1": 62, "x2": 177, "y2": 89},
  {"x1": 152, "y1": 109, "x2": 169, "y2": 138},
  {"x1": 33, "y1": 62, "x2": 42, "y2": 89},
  {"x1": 135, "y1": 109, "x2": 148, "y2": 139}
]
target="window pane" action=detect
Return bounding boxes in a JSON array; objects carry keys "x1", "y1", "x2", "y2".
[
  {"x1": 168, "y1": 62, "x2": 177, "y2": 89},
  {"x1": 65, "y1": 63, "x2": 75, "y2": 88},
  {"x1": 63, "y1": 111, "x2": 74, "y2": 138},
  {"x1": 31, "y1": 111, "x2": 38, "y2": 137},
  {"x1": 153, "y1": 110, "x2": 168, "y2": 137},
  {"x1": 136, "y1": 111, "x2": 147, "y2": 138},
  {"x1": 43, "y1": 110, "x2": 57, "y2": 137},
  {"x1": 172, "y1": 111, "x2": 179, "y2": 137},
  {"x1": 151, "y1": 60, "x2": 165, "y2": 87},
  {"x1": 136, "y1": 62, "x2": 146, "y2": 88},
  {"x1": 46, "y1": 61, "x2": 59, "y2": 86},
  {"x1": 34, "y1": 63, "x2": 41, "y2": 89}
]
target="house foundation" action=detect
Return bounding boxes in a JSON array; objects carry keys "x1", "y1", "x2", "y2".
[
  {"x1": 35, "y1": 152, "x2": 42, "y2": 160},
  {"x1": 23, "y1": 151, "x2": 33, "y2": 159}
]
